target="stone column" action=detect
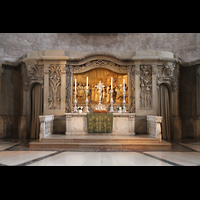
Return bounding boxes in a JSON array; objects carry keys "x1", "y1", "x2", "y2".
[{"x1": 196, "y1": 65, "x2": 200, "y2": 138}]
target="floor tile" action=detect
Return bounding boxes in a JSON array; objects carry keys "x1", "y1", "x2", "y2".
[
  {"x1": 179, "y1": 142, "x2": 200, "y2": 151},
  {"x1": 0, "y1": 142, "x2": 21, "y2": 150},
  {"x1": 28, "y1": 152, "x2": 171, "y2": 166},
  {"x1": 110, "y1": 152, "x2": 172, "y2": 166},
  {"x1": 0, "y1": 151, "x2": 56, "y2": 166},
  {"x1": 145, "y1": 152, "x2": 200, "y2": 166},
  {"x1": 28, "y1": 152, "x2": 92, "y2": 166}
]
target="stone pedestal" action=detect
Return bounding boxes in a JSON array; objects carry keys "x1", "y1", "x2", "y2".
[
  {"x1": 39, "y1": 115, "x2": 54, "y2": 142},
  {"x1": 147, "y1": 115, "x2": 162, "y2": 142}
]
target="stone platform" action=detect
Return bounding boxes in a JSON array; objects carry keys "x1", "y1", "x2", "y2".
[{"x1": 29, "y1": 134, "x2": 172, "y2": 150}]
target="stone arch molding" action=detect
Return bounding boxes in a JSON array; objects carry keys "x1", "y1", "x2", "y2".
[
  {"x1": 24, "y1": 64, "x2": 44, "y2": 92},
  {"x1": 156, "y1": 61, "x2": 179, "y2": 92},
  {"x1": 71, "y1": 59, "x2": 129, "y2": 74}
]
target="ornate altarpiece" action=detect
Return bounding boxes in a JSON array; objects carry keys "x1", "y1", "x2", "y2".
[{"x1": 18, "y1": 51, "x2": 181, "y2": 138}]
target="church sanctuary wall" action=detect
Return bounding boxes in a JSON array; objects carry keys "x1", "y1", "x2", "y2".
[
  {"x1": 0, "y1": 33, "x2": 199, "y2": 61},
  {"x1": 0, "y1": 65, "x2": 22, "y2": 138},
  {"x1": 1, "y1": 47, "x2": 200, "y2": 139},
  {"x1": 179, "y1": 64, "x2": 200, "y2": 138}
]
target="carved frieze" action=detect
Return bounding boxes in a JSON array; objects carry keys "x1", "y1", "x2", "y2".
[
  {"x1": 140, "y1": 65, "x2": 152, "y2": 109},
  {"x1": 48, "y1": 64, "x2": 61, "y2": 109},
  {"x1": 73, "y1": 60, "x2": 129, "y2": 74}
]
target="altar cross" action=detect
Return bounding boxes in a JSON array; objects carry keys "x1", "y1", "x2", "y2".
[
  {"x1": 95, "y1": 81, "x2": 105, "y2": 90},
  {"x1": 95, "y1": 81, "x2": 105, "y2": 110}
]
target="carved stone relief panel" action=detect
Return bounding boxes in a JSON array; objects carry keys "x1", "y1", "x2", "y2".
[
  {"x1": 48, "y1": 64, "x2": 61, "y2": 109},
  {"x1": 156, "y1": 62, "x2": 176, "y2": 91},
  {"x1": 65, "y1": 65, "x2": 72, "y2": 113},
  {"x1": 73, "y1": 60, "x2": 129, "y2": 74},
  {"x1": 140, "y1": 65, "x2": 152, "y2": 109},
  {"x1": 24, "y1": 65, "x2": 44, "y2": 91},
  {"x1": 129, "y1": 65, "x2": 135, "y2": 113}
]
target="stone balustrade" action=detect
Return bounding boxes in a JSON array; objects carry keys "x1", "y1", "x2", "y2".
[
  {"x1": 147, "y1": 115, "x2": 162, "y2": 142},
  {"x1": 39, "y1": 115, "x2": 54, "y2": 141}
]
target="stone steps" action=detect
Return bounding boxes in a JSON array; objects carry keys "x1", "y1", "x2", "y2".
[{"x1": 29, "y1": 134, "x2": 172, "y2": 150}]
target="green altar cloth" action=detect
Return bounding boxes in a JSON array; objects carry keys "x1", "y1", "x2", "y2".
[{"x1": 87, "y1": 113, "x2": 113, "y2": 133}]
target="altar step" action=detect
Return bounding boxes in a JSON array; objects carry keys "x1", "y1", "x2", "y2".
[{"x1": 29, "y1": 134, "x2": 172, "y2": 150}]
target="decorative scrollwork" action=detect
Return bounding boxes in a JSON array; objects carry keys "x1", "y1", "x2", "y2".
[
  {"x1": 24, "y1": 65, "x2": 44, "y2": 91},
  {"x1": 156, "y1": 62, "x2": 177, "y2": 92},
  {"x1": 48, "y1": 65, "x2": 61, "y2": 109},
  {"x1": 140, "y1": 65, "x2": 152, "y2": 109},
  {"x1": 129, "y1": 65, "x2": 135, "y2": 113},
  {"x1": 65, "y1": 65, "x2": 72, "y2": 113},
  {"x1": 73, "y1": 59, "x2": 129, "y2": 74}
]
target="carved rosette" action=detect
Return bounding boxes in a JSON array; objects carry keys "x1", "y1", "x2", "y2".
[
  {"x1": 48, "y1": 64, "x2": 61, "y2": 109},
  {"x1": 24, "y1": 65, "x2": 44, "y2": 91},
  {"x1": 140, "y1": 65, "x2": 152, "y2": 109}
]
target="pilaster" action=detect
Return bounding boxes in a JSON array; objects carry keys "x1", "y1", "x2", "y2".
[
  {"x1": 43, "y1": 62, "x2": 66, "y2": 115},
  {"x1": 135, "y1": 65, "x2": 140, "y2": 113}
]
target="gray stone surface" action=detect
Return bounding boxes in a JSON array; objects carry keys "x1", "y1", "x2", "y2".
[{"x1": 0, "y1": 33, "x2": 200, "y2": 60}]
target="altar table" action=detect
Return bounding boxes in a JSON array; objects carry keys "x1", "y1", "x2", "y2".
[{"x1": 65, "y1": 113, "x2": 135, "y2": 136}]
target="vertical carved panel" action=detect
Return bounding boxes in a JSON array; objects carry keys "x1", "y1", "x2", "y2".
[
  {"x1": 48, "y1": 64, "x2": 61, "y2": 109},
  {"x1": 129, "y1": 65, "x2": 135, "y2": 113},
  {"x1": 65, "y1": 65, "x2": 72, "y2": 113},
  {"x1": 140, "y1": 65, "x2": 152, "y2": 109}
]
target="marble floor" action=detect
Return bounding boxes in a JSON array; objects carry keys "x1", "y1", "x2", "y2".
[{"x1": 0, "y1": 139, "x2": 200, "y2": 166}]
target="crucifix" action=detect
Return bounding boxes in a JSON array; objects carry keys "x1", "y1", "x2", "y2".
[{"x1": 95, "y1": 81, "x2": 105, "y2": 110}]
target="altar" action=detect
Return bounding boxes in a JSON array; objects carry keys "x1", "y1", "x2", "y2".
[
  {"x1": 19, "y1": 49, "x2": 182, "y2": 149},
  {"x1": 65, "y1": 112, "x2": 136, "y2": 136}
]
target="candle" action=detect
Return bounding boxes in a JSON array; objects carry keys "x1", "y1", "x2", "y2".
[
  {"x1": 111, "y1": 77, "x2": 113, "y2": 90},
  {"x1": 75, "y1": 79, "x2": 77, "y2": 91},
  {"x1": 87, "y1": 77, "x2": 88, "y2": 89},
  {"x1": 123, "y1": 79, "x2": 125, "y2": 89}
]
